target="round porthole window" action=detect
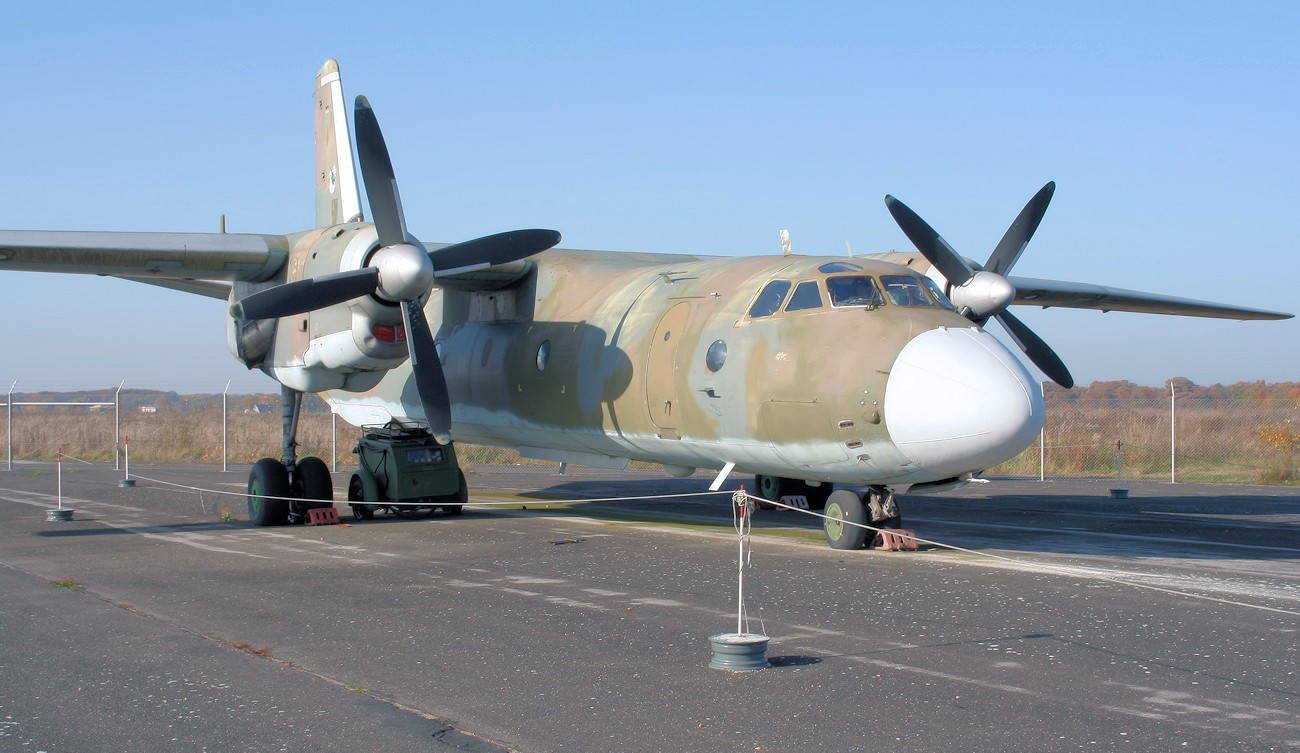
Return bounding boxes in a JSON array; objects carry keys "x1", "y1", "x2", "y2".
[
  {"x1": 536, "y1": 340, "x2": 551, "y2": 371},
  {"x1": 706, "y1": 339, "x2": 728, "y2": 372}
]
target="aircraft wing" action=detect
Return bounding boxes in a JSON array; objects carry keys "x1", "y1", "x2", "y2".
[
  {"x1": 1008, "y1": 276, "x2": 1292, "y2": 320},
  {"x1": 0, "y1": 230, "x2": 289, "y2": 300}
]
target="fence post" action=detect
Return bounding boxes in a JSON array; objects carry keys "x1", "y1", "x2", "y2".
[
  {"x1": 1169, "y1": 381, "x2": 1177, "y2": 483},
  {"x1": 222, "y1": 380, "x2": 230, "y2": 472},
  {"x1": 6, "y1": 380, "x2": 14, "y2": 471},
  {"x1": 114, "y1": 381, "x2": 123, "y2": 471}
]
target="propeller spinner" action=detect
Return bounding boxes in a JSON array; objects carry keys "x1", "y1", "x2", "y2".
[
  {"x1": 885, "y1": 182, "x2": 1073, "y2": 388},
  {"x1": 231, "y1": 96, "x2": 562, "y2": 441}
]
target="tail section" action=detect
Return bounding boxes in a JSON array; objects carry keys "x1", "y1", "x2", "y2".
[{"x1": 314, "y1": 59, "x2": 363, "y2": 227}]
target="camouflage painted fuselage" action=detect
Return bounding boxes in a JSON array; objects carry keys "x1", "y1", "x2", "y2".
[{"x1": 285, "y1": 245, "x2": 1043, "y2": 487}]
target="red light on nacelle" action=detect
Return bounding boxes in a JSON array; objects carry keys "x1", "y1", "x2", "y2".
[{"x1": 372, "y1": 323, "x2": 407, "y2": 343}]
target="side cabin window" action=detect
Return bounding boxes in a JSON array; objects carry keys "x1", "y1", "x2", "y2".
[
  {"x1": 748, "y1": 280, "x2": 792, "y2": 318},
  {"x1": 881, "y1": 274, "x2": 952, "y2": 309},
  {"x1": 827, "y1": 276, "x2": 883, "y2": 308},
  {"x1": 784, "y1": 280, "x2": 824, "y2": 312}
]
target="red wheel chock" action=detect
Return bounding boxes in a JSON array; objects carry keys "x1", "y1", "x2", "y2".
[
  {"x1": 871, "y1": 529, "x2": 918, "y2": 551},
  {"x1": 307, "y1": 506, "x2": 340, "y2": 526}
]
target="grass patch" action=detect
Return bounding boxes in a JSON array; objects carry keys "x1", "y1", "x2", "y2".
[{"x1": 52, "y1": 577, "x2": 85, "y2": 592}]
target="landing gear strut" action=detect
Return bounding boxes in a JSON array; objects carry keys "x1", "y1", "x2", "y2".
[
  {"x1": 245, "y1": 385, "x2": 335, "y2": 526},
  {"x1": 823, "y1": 485, "x2": 902, "y2": 550}
]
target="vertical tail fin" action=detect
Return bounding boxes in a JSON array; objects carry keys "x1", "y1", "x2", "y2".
[{"x1": 314, "y1": 59, "x2": 363, "y2": 227}]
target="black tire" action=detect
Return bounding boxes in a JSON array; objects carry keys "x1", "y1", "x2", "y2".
[
  {"x1": 248, "y1": 458, "x2": 290, "y2": 527},
  {"x1": 348, "y1": 476, "x2": 375, "y2": 520},
  {"x1": 823, "y1": 489, "x2": 869, "y2": 550},
  {"x1": 294, "y1": 456, "x2": 333, "y2": 502},
  {"x1": 441, "y1": 471, "x2": 467, "y2": 516}
]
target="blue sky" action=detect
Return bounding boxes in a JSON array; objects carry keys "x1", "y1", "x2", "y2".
[{"x1": 1, "y1": 1, "x2": 1296, "y2": 392}]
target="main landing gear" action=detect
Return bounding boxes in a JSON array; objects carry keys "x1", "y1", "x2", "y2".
[
  {"x1": 246, "y1": 386, "x2": 335, "y2": 526},
  {"x1": 823, "y1": 485, "x2": 902, "y2": 550}
]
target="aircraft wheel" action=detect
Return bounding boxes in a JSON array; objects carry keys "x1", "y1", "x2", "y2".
[
  {"x1": 441, "y1": 471, "x2": 467, "y2": 516},
  {"x1": 348, "y1": 476, "x2": 375, "y2": 520},
  {"x1": 754, "y1": 475, "x2": 795, "y2": 509},
  {"x1": 248, "y1": 458, "x2": 290, "y2": 527},
  {"x1": 823, "y1": 489, "x2": 869, "y2": 550},
  {"x1": 294, "y1": 456, "x2": 333, "y2": 502}
]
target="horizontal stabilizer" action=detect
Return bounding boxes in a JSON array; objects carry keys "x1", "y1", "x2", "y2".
[{"x1": 1009, "y1": 276, "x2": 1292, "y2": 320}]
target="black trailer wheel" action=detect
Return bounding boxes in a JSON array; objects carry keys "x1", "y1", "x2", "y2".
[
  {"x1": 824, "y1": 489, "x2": 869, "y2": 550},
  {"x1": 441, "y1": 471, "x2": 467, "y2": 516},
  {"x1": 248, "y1": 458, "x2": 290, "y2": 527},
  {"x1": 348, "y1": 476, "x2": 375, "y2": 520}
]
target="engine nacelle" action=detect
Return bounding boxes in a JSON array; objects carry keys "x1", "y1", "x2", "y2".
[{"x1": 227, "y1": 223, "x2": 418, "y2": 393}]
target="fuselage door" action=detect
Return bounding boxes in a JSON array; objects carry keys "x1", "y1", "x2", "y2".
[{"x1": 646, "y1": 301, "x2": 692, "y2": 435}]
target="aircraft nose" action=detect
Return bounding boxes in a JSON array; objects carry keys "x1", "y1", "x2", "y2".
[{"x1": 883, "y1": 326, "x2": 1044, "y2": 479}]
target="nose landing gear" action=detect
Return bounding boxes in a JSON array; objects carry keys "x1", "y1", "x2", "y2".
[{"x1": 823, "y1": 485, "x2": 904, "y2": 550}]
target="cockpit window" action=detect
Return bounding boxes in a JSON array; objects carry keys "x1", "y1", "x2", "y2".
[
  {"x1": 827, "y1": 276, "x2": 884, "y2": 308},
  {"x1": 748, "y1": 280, "x2": 792, "y2": 318},
  {"x1": 784, "y1": 280, "x2": 824, "y2": 312},
  {"x1": 880, "y1": 275, "x2": 933, "y2": 307},
  {"x1": 881, "y1": 274, "x2": 951, "y2": 308},
  {"x1": 921, "y1": 276, "x2": 957, "y2": 311},
  {"x1": 818, "y1": 261, "x2": 864, "y2": 274}
]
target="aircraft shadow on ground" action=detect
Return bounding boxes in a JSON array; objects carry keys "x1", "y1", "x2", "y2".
[{"x1": 507, "y1": 477, "x2": 1300, "y2": 563}]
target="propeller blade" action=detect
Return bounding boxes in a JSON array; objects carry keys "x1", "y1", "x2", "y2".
[
  {"x1": 230, "y1": 267, "x2": 379, "y2": 320},
  {"x1": 354, "y1": 96, "x2": 409, "y2": 248},
  {"x1": 430, "y1": 229, "x2": 562, "y2": 276},
  {"x1": 985, "y1": 181, "x2": 1055, "y2": 276},
  {"x1": 401, "y1": 298, "x2": 453, "y2": 443},
  {"x1": 996, "y1": 309, "x2": 1074, "y2": 388},
  {"x1": 884, "y1": 195, "x2": 975, "y2": 287}
]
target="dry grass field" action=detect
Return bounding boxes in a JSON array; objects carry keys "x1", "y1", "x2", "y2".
[{"x1": 2, "y1": 383, "x2": 1296, "y2": 485}]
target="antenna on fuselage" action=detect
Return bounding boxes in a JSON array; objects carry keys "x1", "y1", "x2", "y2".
[
  {"x1": 780, "y1": 228, "x2": 791, "y2": 256},
  {"x1": 845, "y1": 240, "x2": 853, "y2": 257}
]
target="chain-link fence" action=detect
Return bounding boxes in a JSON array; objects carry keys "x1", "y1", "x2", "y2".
[
  {"x1": 991, "y1": 388, "x2": 1299, "y2": 485},
  {"x1": 3, "y1": 386, "x2": 1297, "y2": 485}
]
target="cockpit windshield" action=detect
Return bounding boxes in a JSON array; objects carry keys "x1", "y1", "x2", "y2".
[
  {"x1": 827, "y1": 276, "x2": 884, "y2": 308},
  {"x1": 881, "y1": 274, "x2": 956, "y2": 310}
]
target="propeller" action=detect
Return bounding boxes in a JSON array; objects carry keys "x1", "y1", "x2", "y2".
[
  {"x1": 231, "y1": 95, "x2": 562, "y2": 441},
  {"x1": 884, "y1": 182, "x2": 1074, "y2": 388}
]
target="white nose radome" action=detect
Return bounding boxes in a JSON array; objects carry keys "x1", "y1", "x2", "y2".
[{"x1": 884, "y1": 327, "x2": 1044, "y2": 479}]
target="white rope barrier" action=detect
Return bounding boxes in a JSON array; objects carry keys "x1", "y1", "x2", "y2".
[
  {"x1": 748, "y1": 491, "x2": 1300, "y2": 617},
  {"x1": 100, "y1": 470, "x2": 1300, "y2": 617}
]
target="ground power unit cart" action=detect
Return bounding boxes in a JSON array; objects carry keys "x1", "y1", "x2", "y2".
[{"x1": 347, "y1": 423, "x2": 468, "y2": 520}]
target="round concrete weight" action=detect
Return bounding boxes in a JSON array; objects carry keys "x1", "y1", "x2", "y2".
[
  {"x1": 46, "y1": 509, "x2": 75, "y2": 522},
  {"x1": 708, "y1": 633, "x2": 771, "y2": 671}
]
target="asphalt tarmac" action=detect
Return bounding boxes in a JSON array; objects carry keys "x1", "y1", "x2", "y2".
[{"x1": 1, "y1": 462, "x2": 1296, "y2": 752}]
